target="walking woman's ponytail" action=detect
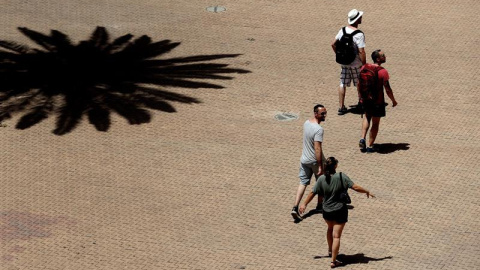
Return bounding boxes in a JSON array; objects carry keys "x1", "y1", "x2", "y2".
[{"x1": 324, "y1": 157, "x2": 338, "y2": 183}]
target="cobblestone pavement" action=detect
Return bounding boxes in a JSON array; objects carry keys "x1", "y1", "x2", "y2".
[{"x1": 1, "y1": 1, "x2": 479, "y2": 269}]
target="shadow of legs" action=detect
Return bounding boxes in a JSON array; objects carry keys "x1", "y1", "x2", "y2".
[
  {"x1": 338, "y1": 253, "x2": 393, "y2": 265},
  {"x1": 374, "y1": 143, "x2": 410, "y2": 154}
]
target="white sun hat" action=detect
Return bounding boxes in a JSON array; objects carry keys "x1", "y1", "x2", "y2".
[{"x1": 348, "y1": 9, "x2": 364, "y2": 24}]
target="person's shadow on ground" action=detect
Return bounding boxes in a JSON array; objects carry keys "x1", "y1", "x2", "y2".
[
  {"x1": 347, "y1": 104, "x2": 364, "y2": 115},
  {"x1": 338, "y1": 253, "x2": 393, "y2": 266},
  {"x1": 314, "y1": 253, "x2": 393, "y2": 266},
  {"x1": 374, "y1": 143, "x2": 410, "y2": 154},
  {"x1": 295, "y1": 205, "x2": 355, "y2": 223},
  {"x1": 294, "y1": 209, "x2": 320, "y2": 223}
]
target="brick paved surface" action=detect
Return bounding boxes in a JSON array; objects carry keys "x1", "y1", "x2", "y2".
[{"x1": 1, "y1": 1, "x2": 479, "y2": 269}]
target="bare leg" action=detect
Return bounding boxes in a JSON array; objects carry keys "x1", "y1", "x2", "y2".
[
  {"x1": 294, "y1": 184, "x2": 307, "y2": 206},
  {"x1": 324, "y1": 220, "x2": 335, "y2": 255},
  {"x1": 361, "y1": 113, "x2": 371, "y2": 139},
  {"x1": 368, "y1": 117, "x2": 381, "y2": 147},
  {"x1": 331, "y1": 222, "x2": 346, "y2": 263},
  {"x1": 338, "y1": 86, "x2": 346, "y2": 109}
]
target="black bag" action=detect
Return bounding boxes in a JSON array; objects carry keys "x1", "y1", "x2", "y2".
[
  {"x1": 338, "y1": 172, "x2": 351, "y2": 204},
  {"x1": 335, "y1": 27, "x2": 362, "y2": 65}
]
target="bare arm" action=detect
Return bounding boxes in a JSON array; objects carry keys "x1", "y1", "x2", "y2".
[
  {"x1": 351, "y1": 183, "x2": 375, "y2": 198},
  {"x1": 299, "y1": 192, "x2": 323, "y2": 214},
  {"x1": 299, "y1": 192, "x2": 315, "y2": 214},
  {"x1": 384, "y1": 81, "x2": 398, "y2": 107},
  {"x1": 314, "y1": 141, "x2": 323, "y2": 175},
  {"x1": 358, "y1": 47, "x2": 366, "y2": 65},
  {"x1": 331, "y1": 38, "x2": 338, "y2": 53}
]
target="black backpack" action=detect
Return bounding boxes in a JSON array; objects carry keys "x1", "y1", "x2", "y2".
[{"x1": 335, "y1": 27, "x2": 362, "y2": 65}]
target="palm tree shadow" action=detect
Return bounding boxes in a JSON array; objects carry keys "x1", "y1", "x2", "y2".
[
  {"x1": 0, "y1": 26, "x2": 250, "y2": 135},
  {"x1": 375, "y1": 143, "x2": 410, "y2": 154}
]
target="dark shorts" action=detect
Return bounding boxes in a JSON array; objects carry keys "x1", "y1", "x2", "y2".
[
  {"x1": 363, "y1": 102, "x2": 386, "y2": 117},
  {"x1": 323, "y1": 205, "x2": 348, "y2": 223}
]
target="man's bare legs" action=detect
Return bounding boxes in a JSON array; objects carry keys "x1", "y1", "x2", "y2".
[
  {"x1": 361, "y1": 114, "x2": 371, "y2": 140},
  {"x1": 361, "y1": 114, "x2": 381, "y2": 148},
  {"x1": 294, "y1": 184, "x2": 322, "y2": 210},
  {"x1": 338, "y1": 86, "x2": 347, "y2": 114},
  {"x1": 368, "y1": 117, "x2": 381, "y2": 147},
  {"x1": 338, "y1": 86, "x2": 346, "y2": 108},
  {"x1": 294, "y1": 184, "x2": 307, "y2": 207},
  {"x1": 325, "y1": 220, "x2": 346, "y2": 264}
]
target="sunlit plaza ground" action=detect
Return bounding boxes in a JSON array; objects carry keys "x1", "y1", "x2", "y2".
[{"x1": 1, "y1": 1, "x2": 478, "y2": 269}]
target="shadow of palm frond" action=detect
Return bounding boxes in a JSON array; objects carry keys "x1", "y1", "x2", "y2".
[{"x1": 0, "y1": 26, "x2": 250, "y2": 135}]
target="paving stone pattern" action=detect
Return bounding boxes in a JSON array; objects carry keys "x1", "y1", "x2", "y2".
[{"x1": 1, "y1": 1, "x2": 479, "y2": 269}]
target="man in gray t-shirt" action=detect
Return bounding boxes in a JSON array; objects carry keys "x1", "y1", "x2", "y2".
[
  {"x1": 300, "y1": 120, "x2": 324, "y2": 165},
  {"x1": 291, "y1": 104, "x2": 327, "y2": 221}
]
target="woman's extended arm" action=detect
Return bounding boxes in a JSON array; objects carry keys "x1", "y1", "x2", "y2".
[
  {"x1": 351, "y1": 183, "x2": 375, "y2": 198},
  {"x1": 299, "y1": 192, "x2": 315, "y2": 214},
  {"x1": 299, "y1": 192, "x2": 323, "y2": 214}
]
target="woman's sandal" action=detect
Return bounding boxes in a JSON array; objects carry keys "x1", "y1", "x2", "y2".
[
  {"x1": 330, "y1": 260, "x2": 343, "y2": 268},
  {"x1": 328, "y1": 251, "x2": 332, "y2": 257}
]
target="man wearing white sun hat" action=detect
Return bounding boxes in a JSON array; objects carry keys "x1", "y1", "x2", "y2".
[{"x1": 331, "y1": 9, "x2": 366, "y2": 115}]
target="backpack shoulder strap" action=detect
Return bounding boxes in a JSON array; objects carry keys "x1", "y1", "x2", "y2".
[
  {"x1": 351, "y1": 29, "x2": 363, "y2": 37},
  {"x1": 372, "y1": 66, "x2": 384, "y2": 98},
  {"x1": 342, "y1": 27, "x2": 347, "y2": 36},
  {"x1": 375, "y1": 65, "x2": 384, "y2": 74},
  {"x1": 363, "y1": 64, "x2": 376, "y2": 72}
]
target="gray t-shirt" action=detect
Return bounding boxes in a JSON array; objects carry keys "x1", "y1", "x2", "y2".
[
  {"x1": 313, "y1": 172, "x2": 354, "y2": 212},
  {"x1": 300, "y1": 120, "x2": 324, "y2": 164}
]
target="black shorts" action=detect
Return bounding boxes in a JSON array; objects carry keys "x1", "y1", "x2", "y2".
[
  {"x1": 323, "y1": 205, "x2": 348, "y2": 223},
  {"x1": 363, "y1": 102, "x2": 386, "y2": 117}
]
